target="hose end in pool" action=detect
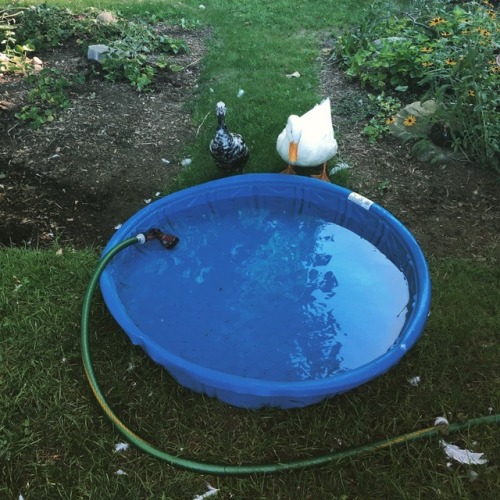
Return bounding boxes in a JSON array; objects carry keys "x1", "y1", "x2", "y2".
[
  {"x1": 142, "y1": 228, "x2": 179, "y2": 249},
  {"x1": 136, "y1": 233, "x2": 147, "y2": 245}
]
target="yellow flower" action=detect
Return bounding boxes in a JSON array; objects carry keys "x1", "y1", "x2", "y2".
[
  {"x1": 385, "y1": 116, "x2": 396, "y2": 125},
  {"x1": 429, "y1": 17, "x2": 446, "y2": 27},
  {"x1": 441, "y1": 31, "x2": 452, "y2": 37},
  {"x1": 468, "y1": 89, "x2": 475, "y2": 97},
  {"x1": 482, "y1": 1, "x2": 494, "y2": 8},
  {"x1": 404, "y1": 115, "x2": 417, "y2": 127},
  {"x1": 445, "y1": 59, "x2": 456, "y2": 66},
  {"x1": 421, "y1": 47, "x2": 433, "y2": 53},
  {"x1": 422, "y1": 61, "x2": 433, "y2": 67},
  {"x1": 488, "y1": 11, "x2": 497, "y2": 20},
  {"x1": 480, "y1": 29, "x2": 491, "y2": 37}
]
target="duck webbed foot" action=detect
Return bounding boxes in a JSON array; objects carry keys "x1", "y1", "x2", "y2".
[
  {"x1": 281, "y1": 164, "x2": 297, "y2": 175},
  {"x1": 311, "y1": 163, "x2": 331, "y2": 182}
]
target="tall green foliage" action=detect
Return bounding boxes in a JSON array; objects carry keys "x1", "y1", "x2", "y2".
[{"x1": 336, "y1": 1, "x2": 500, "y2": 171}]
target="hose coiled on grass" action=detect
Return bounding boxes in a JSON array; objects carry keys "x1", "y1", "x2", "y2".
[{"x1": 81, "y1": 235, "x2": 499, "y2": 475}]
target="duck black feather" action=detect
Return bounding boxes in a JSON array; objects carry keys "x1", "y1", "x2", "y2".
[{"x1": 209, "y1": 101, "x2": 249, "y2": 174}]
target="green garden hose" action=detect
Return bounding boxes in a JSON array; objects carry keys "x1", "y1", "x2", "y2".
[{"x1": 81, "y1": 234, "x2": 499, "y2": 475}]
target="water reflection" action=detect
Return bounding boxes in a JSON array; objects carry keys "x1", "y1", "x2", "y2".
[{"x1": 117, "y1": 205, "x2": 409, "y2": 382}]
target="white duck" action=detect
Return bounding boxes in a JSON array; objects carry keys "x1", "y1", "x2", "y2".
[{"x1": 276, "y1": 97, "x2": 338, "y2": 182}]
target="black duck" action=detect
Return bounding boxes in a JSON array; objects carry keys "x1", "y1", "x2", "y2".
[{"x1": 209, "y1": 101, "x2": 249, "y2": 174}]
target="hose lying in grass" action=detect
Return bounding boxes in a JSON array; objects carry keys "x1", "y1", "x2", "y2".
[{"x1": 81, "y1": 234, "x2": 500, "y2": 475}]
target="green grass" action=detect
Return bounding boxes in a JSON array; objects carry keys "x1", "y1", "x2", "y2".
[
  {"x1": 1, "y1": 0, "x2": 499, "y2": 498},
  {"x1": 1, "y1": 249, "x2": 498, "y2": 498}
]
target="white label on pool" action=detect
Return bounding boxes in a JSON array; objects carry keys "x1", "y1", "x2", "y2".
[{"x1": 119, "y1": 207, "x2": 409, "y2": 382}]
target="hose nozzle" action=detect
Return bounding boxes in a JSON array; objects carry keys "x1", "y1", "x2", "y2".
[{"x1": 144, "y1": 228, "x2": 179, "y2": 249}]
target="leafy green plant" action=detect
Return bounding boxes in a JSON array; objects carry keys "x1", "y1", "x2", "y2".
[
  {"x1": 336, "y1": 1, "x2": 500, "y2": 171},
  {"x1": 99, "y1": 20, "x2": 187, "y2": 91},
  {"x1": 336, "y1": 3, "x2": 430, "y2": 91},
  {"x1": 7, "y1": 5, "x2": 187, "y2": 92},
  {"x1": 377, "y1": 179, "x2": 391, "y2": 194},
  {"x1": 13, "y1": 4, "x2": 77, "y2": 50},
  {"x1": 0, "y1": 38, "x2": 33, "y2": 74},
  {"x1": 418, "y1": 4, "x2": 500, "y2": 170},
  {"x1": 15, "y1": 68, "x2": 84, "y2": 128},
  {"x1": 0, "y1": 8, "x2": 33, "y2": 74},
  {"x1": 362, "y1": 92, "x2": 403, "y2": 142}
]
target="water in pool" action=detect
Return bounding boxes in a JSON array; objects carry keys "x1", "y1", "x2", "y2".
[{"x1": 116, "y1": 204, "x2": 409, "y2": 382}]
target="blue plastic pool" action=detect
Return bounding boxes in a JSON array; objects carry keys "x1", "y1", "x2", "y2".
[{"x1": 100, "y1": 174, "x2": 431, "y2": 409}]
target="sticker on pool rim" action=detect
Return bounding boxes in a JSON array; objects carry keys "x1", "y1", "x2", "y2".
[{"x1": 348, "y1": 192, "x2": 374, "y2": 210}]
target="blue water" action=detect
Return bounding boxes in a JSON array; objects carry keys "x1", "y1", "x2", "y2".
[{"x1": 116, "y1": 205, "x2": 409, "y2": 382}]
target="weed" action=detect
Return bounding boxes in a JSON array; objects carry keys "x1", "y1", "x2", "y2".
[
  {"x1": 0, "y1": 8, "x2": 33, "y2": 73},
  {"x1": 15, "y1": 68, "x2": 84, "y2": 128},
  {"x1": 362, "y1": 92, "x2": 403, "y2": 142},
  {"x1": 13, "y1": 4, "x2": 77, "y2": 50},
  {"x1": 377, "y1": 179, "x2": 392, "y2": 194},
  {"x1": 99, "y1": 20, "x2": 187, "y2": 91}
]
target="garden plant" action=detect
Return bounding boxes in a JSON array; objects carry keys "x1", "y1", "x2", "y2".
[{"x1": 336, "y1": 0, "x2": 500, "y2": 171}]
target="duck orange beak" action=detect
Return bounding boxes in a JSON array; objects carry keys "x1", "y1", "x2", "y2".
[{"x1": 288, "y1": 141, "x2": 298, "y2": 163}]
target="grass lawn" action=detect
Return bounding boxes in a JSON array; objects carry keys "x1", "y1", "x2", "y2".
[{"x1": 1, "y1": 1, "x2": 499, "y2": 498}]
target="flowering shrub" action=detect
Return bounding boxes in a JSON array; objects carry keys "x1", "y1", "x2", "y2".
[{"x1": 336, "y1": 1, "x2": 499, "y2": 171}]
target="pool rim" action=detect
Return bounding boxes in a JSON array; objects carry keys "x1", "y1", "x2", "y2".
[{"x1": 100, "y1": 174, "x2": 431, "y2": 407}]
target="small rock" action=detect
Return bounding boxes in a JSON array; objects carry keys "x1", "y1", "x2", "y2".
[
  {"x1": 0, "y1": 100, "x2": 16, "y2": 111},
  {"x1": 32, "y1": 56, "x2": 43, "y2": 72},
  {"x1": 96, "y1": 11, "x2": 117, "y2": 24},
  {"x1": 87, "y1": 44, "x2": 111, "y2": 62}
]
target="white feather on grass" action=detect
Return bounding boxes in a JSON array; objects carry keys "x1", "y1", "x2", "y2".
[
  {"x1": 434, "y1": 416, "x2": 449, "y2": 426},
  {"x1": 193, "y1": 483, "x2": 219, "y2": 500},
  {"x1": 440, "y1": 440, "x2": 488, "y2": 465},
  {"x1": 114, "y1": 442, "x2": 129, "y2": 453}
]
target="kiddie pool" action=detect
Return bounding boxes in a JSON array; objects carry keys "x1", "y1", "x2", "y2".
[{"x1": 100, "y1": 174, "x2": 431, "y2": 409}]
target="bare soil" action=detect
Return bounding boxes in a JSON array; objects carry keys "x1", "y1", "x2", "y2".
[
  {"x1": 0, "y1": 26, "x2": 205, "y2": 248},
  {"x1": 1, "y1": 27, "x2": 499, "y2": 260}
]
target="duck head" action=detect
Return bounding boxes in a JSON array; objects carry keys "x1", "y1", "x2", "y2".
[
  {"x1": 285, "y1": 115, "x2": 302, "y2": 163},
  {"x1": 216, "y1": 101, "x2": 227, "y2": 117},
  {"x1": 215, "y1": 101, "x2": 228, "y2": 130}
]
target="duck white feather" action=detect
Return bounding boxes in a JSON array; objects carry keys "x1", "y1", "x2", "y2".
[{"x1": 276, "y1": 97, "x2": 338, "y2": 181}]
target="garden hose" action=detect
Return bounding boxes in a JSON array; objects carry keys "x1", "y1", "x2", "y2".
[{"x1": 81, "y1": 234, "x2": 500, "y2": 475}]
